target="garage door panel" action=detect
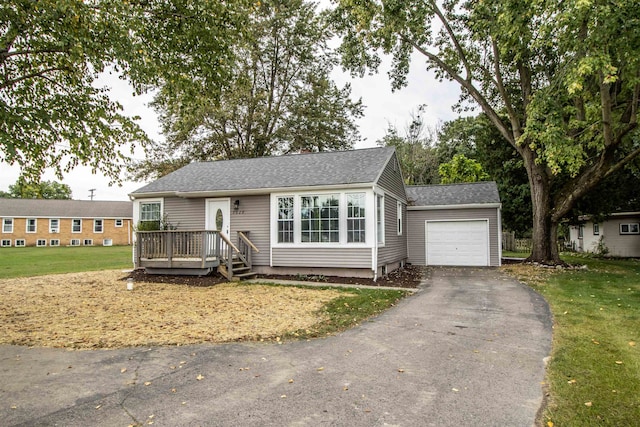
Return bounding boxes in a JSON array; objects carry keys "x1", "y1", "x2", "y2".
[{"x1": 426, "y1": 220, "x2": 489, "y2": 266}]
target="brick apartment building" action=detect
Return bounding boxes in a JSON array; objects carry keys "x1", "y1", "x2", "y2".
[{"x1": 0, "y1": 199, "x2": 133, "y2": 248}]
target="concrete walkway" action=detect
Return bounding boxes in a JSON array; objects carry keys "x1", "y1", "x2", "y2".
[{"x1": 1, "y1": 267, "x2": 552, "y2": 426}]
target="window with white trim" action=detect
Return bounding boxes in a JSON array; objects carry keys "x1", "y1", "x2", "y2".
[
  {"x1": 347, "y1": 193, "x2": 366, "y2": 243},
  {"x1": 72, "y1": 219, "x2": 82, "y2": 233},
  {"x1": 277, "y1": 196, "x2": 294, "y2": 243},
  {"x1": 50, "y1": 239, "x2": 60, "y2": 246},
  {"x1": 94, "y1": 219, "x2": 103, "y2": 233},
  {"x1": 70, "y1": 239, "x2": 80, "y2": 246},
  {"x1": 2, "y1": 218, "x2": 13, "y2": 233},
  {"x1": 300, "y1": 194, "x2": 339, "y2": 243},
  {"x1": 26, "y1": 218, "x2": 37, "y2": 233},
  {"x1": 115, "y1": 219, "x2": 123, "y2": 227},
  {"x1": 15, "y1": 239, "x2": 25, "y2": 247},
  {"x1": 49, "y1": 218, "x2": 60, "y2": 233},
  {"x1": 578, "y1": 225, "x2": 584, "y2": 238},
  {"x1": 1, "y1": 239, "x2": 11, "y2": 247},
  {"x1": 376, "y1": 194, "x2": 385, "y2": 245},
  {"x1": 103, "y1": 239, "x2": 113, "y2": 246},
  {"x1": 397, "y1": 201, "x2": 403, "y2": 236},
  {"x1": 140, "y1": 201, "x2": 161, "y2": 228},
  {"x1": 593, "y1": 223, "x2": 600, "y2": 235},
  {"x1": 83, "y1": 239, "x2": 93, "y2": 246},
  {"x1": 36, "y1": 239, "x2": 46, "y2": 247},
  {"x1": 620, "y1": 223, "x2": 639, "y2": 235}
]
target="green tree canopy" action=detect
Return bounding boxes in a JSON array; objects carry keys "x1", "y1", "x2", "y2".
[
  {"x1": 1, "y1": 178, "x2": 72, "y2": 199},
  {"x1": 333, "y1": 0, "x2": 640, "y2": 264},
  {"x1": 132, "y1": 0, "x2": 362, "y2": 181},
  {"x1": 438, "y1": 154, "x2": 489, "y2": 184},
  {"x1": 1, "y1": 0, "x2": 251, "y2": 182}
]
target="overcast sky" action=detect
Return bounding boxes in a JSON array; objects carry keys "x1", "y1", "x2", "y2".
[{"x1": 1, "y1": 51, "x2": 465, "y2": 201}]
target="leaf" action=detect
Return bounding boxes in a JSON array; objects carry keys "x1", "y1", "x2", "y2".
[
  {"x1": 120, "y1": 368, "x2": 127, "y2": 373},
  {"x1": 585, "y1": 402, "x2": 592, "y2": 407},
  {"x1": 288, "y1": 379, "x2": 294, "y2": 383},
  {"x1": 397, "y1": 368, "x2": 405, "y2": 373},
  {"x1": 547, "y1": 421, "x2": 554, "y2": 427},
  {"x1": 144, "y1": 381, "x2": 152, "y2": 386},
  {"x1": 615, "y1": 361, "x2": 623, "y2": 365},
  {"x1": 317, "y1": 367, "x2": 324, "y2": 371},
  {"x1": 196, "y1": 374, "x2": 204, "y2": 381},
  {"x1": 568, "y1": 379, "x2": 577, "y2": 384},
  {"x1": 629, "y1": 341, "x2": 636, "y2": 347}
]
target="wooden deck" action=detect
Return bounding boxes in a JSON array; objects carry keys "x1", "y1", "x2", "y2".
[{"x1": 135, "y1": 230, "x2": 258, "y2": 278}]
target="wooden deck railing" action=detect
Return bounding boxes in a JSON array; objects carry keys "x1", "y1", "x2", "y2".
[
  {"x1": 136, "y1": 230, "x2": 221, "y2": 268},
  {"x1": 135, "y1": 230, "x2": 260, "y2": 278}
]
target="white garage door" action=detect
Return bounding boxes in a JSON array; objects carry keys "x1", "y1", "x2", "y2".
[{"x1": 426, "y1": 220, "x2": 489, "y2": 266}]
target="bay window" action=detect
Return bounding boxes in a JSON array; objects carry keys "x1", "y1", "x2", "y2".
[
  {"x1": 301, "y1": 194, "x2": 339, "y2": 243},
  {"x1": 347, "y1": 193, "x2": 366, "y2": 243}
]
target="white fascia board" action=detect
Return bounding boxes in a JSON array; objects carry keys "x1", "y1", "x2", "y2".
[{"x1": 408, "y1": 203, "x2": 502, "y2": 211}]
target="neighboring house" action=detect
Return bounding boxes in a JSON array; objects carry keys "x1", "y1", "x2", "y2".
[
  {"x1": 406, "y1": 182, "x2": 502, "y2": 267},
  {"x1": 0, "y1": 199, "x2": 133, "y2": 248},
  {"x1": 568, "y1": 212, "x2": 640, "y2": 257},
  {"x1": 130, "y1": 147, "x2": 503, "y2": 279}
]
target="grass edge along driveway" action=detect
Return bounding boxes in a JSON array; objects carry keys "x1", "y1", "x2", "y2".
[{"x1": 503, "y1": 256, "x2": 640, "y2": 427}]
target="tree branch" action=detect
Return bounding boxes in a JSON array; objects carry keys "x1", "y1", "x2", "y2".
[
  {"x1": 491, "y1": 38, "x2": 523, "y2": 139},
  {"x1": 430, "y1": 1, "x2": 472, "y2": 81},
  {"x1": 401, "y1": 34, "x2": 516, "y2": 148},
  {"x1": 0, "y1": 67, "x2": 65, "y2": 91}
]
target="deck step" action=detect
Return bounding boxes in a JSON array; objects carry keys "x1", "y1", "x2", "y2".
[{"x1": 234, "y1": 271, "x2": 258, "y2": 280}]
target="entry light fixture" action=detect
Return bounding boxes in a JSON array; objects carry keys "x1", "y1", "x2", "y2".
[{"x1": 234, "y1": 199, "x2": 240, "y2": 210}]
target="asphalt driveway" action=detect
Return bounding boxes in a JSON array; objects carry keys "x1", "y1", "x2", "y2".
[{"x1": 1, "y1": 267, "x2": 552, "y2": 426}]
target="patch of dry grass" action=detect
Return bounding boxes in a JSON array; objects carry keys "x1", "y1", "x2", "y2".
[
  {"x1": 0, "y1": 270, "x2": 346, "y2": 349},
  {"x1": 500, "y1": 263, "x2": 558, "y2": 287}
]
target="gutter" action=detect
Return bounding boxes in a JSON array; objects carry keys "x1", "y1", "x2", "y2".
[{"x1": 407, "y1": 202, "x2": 502, "y2": 211}]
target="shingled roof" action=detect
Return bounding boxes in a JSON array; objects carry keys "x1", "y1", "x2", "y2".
[
  {"x1": 0, "y1": 199, "x2": 132, "y2": 218},
  {"x1": 406, "y1": 182, "x2": 500, "y2": 207},
  {"x1": 131, "y1": 147, "x2": 396, "y2": 196}
]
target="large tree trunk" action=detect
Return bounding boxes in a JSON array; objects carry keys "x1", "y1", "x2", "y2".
[{"x1": 523, "y1": 152, "x2": 562, "y2": 264}]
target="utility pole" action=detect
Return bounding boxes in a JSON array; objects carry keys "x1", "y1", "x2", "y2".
[{"x1": 89, "y1": 189, "x2": 96, "y2": 200}]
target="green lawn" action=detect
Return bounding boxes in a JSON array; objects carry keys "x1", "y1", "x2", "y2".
[
  {"x1": 0, "y1": 246, "x2": 133, "y2": 279},
  {"x1": 526, "y1": 255, "x2": 640, "y2": 426}
]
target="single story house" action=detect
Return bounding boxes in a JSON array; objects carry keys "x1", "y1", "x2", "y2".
[
  {"x1": 130, "y1": 147, "x2": 502, "y2": 279},
  {"x1": 0, "y1": 199, "x2": 133, "y2": 248},
  {"x1": 568, "y1": 212, "x2": 640, "y2": 257}
]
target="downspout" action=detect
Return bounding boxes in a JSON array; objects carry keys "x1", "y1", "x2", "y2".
[{"x1": 372, "y1": 186, "x2": 378, "y2": 281}]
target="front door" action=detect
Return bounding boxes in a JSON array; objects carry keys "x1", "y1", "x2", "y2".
[{"x1": 206, "y1": 199, "x2": 231, "y2": 236}]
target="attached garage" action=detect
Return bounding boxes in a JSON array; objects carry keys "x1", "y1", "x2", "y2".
[
  {"x1": 426, "y1": 220, "x2": 490, "y2": 266},
  {"x1": 406, "y1": 182, "x2": 502, "y2": 267}
]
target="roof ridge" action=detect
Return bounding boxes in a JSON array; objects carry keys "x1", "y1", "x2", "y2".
[{"x1": 187, "y1": 146, "x2": 393, "y2": 166}]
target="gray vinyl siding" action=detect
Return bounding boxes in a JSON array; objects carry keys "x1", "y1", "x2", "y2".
[
  {"x1": 272, "y1": 247, "x2": 372, "y2": 269},
  {"x1": 602, "y1": 217, "x2": 640, "y2": 257},
  {"x1": 377, "y1": 152, "x2": 407, "y2": 202},
  {"x1": 378, "y1": 195, "x2": 408, "y2": 266},
  {"x1": 407, "y1": 207, "x2": 500, "y2": 267},
  {"x1": 163, "y1": 197, "x2": 205, "y2": 229},
  {"x1": 229, "y1": 195, "x2": 271, "y2": 266}
]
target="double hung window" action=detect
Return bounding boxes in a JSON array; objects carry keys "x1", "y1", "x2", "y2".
[
  {"x1": 347, "y1": 193, "x2": 366, "y2": 243},
  {"x1": 277, "y1": 197, "x2": 294, "y2": 243},
  {"x1": 140, "y1": 202, "x2": 161, "y2": 228},
  {"x1": 2, "y1": 218, "x2": 13, "y2": 233}
]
